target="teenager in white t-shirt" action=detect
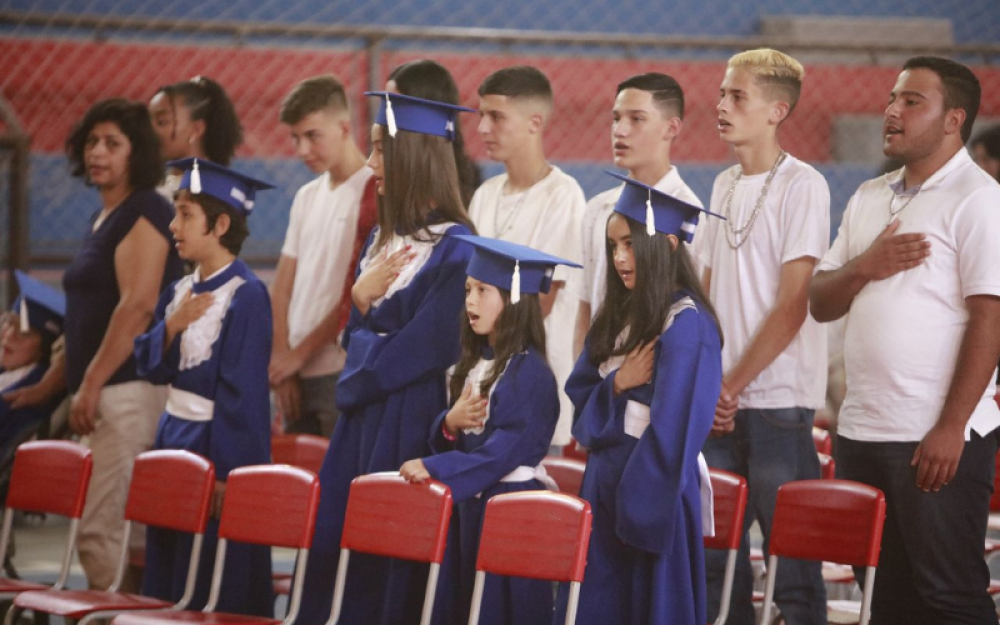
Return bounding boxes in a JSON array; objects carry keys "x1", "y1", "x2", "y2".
[
  {"x1": 697, "y1": 49, "x2": 829, "y2": 625},
  {"x1": 811, "y1": 57, "x2": 1000, "y2": 625},
  {"x1": 468, "y1": 65, "x2": 584, "y2": 447},
  {"x1": 573, "y1": 73, "x2": 703, "y2": 358},
  {"x1": 270, "y1": 75, "x2": 376, "y2": 436}
]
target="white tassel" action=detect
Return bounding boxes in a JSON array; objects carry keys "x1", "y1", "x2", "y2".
[
  {"x1": 191, "y1": 159, "x2": 203, "y2": 194},
  {"x1": 511, "y1": 261, "x2": 521, "y2": 304},
  {"x1": 646, "y1": 189, "x2": 655, "y2": 236},
  {"x1": 19, "y1": 297, "x2": 28, "y2": 333},
  {"x1": 386, "y1": 95, "x2": 398, "y2": 138}
]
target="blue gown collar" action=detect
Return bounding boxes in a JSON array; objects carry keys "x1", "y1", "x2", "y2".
[{"x1": 192, "y1": 260, "x2": 243, "y2": 293}]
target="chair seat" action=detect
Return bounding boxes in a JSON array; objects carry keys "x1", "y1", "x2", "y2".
[
  {"x1": 827, "y1": 600, "x2": 861, "y2": 625},
  {"x1": 272, "y1": 576, "x2": 291, "y2": 596},
  {"x1": 14, "y1": 589, "x2": 172, "y2": 617},
  {"x1": 114, "y1": 610, "x2": 280, "y2": 625},
  {"x1": 0, "y1": 577, "x2": 52, "y2": 594}
]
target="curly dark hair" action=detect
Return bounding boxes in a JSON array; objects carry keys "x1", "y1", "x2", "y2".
[
  {"x1": 154, "y1": 76, "x2": 244, "y2": 165},
  {"x1": 66, "y1": 98, "x2": 163, "y2": 190}
]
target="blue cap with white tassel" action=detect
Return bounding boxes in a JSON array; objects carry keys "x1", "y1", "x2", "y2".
[
  {"x1": 365, "y1": 91, "x2": 475, "y2": 142},
  {"x1": 452, "y1": 235, "x2": 581, "y2": 304}
]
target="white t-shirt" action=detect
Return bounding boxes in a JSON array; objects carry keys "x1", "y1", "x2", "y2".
[
  {"x1": 469, "y1": 166, "x2": 585, "y2": 446},
  {"x1": 817, "y1": 148, "x2": 1000, "y2": 442},
  {"x1": 578, "y1": 167, "x2": 703, "y2": 315},
  {"x1": 281, "y1": 166, "x2": 373, "y2": 378},
  {"x1": 697, "y1": 154, "x2": 830, "y2": 410}
]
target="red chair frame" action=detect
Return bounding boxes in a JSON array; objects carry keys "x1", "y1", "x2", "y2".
[
  {"x1": 561, "y1": 440, "x2": 588, "y2": 463},
  {"x1": 0, "y1": 441, "x2": 92, "y2": 599},
  {"x1": 541, "y1": 456, "x2": 586, "y2": 497},
  {"x1": 704, "y1": 469, "x2": 748, "y2": 625},
  {"x1": 812, "y1": 427, "x2": 832, "y2": 456},
  {"x1": 328, "y1": 472, "x2": 452, "y2": 625},
  {"x1": 759, "y1": 480, "x2": 886, "y2": 625},
  {"x1": 8, "y1": 451, "x2": 215, "y2": 625},
  {"x1": 270, "y1": 434, "x2": 328, "y2": 476},
  {"x1": 111, "y1": 465, "x2": 320, "y2": 625},
  {"x1": 818, "y1": 452, "x2": 836, "y2": 481},
  {"x1": 468, "y1": 491, "x2": 592, "y2": 625}
]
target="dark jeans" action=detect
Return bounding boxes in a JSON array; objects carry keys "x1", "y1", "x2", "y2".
[
  {"x1": 703, "y1": 407, "x2": 828, "y2": 625},
  {"x1": 837, "y1": 431, "x2": 999, "y2": 625},
  {"x1": 285, "y1": 372, "x2": 340, "y2": 438}
]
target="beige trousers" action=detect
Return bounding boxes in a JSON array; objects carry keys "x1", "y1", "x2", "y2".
[{"x1": 76, "y1": 381, "x2": 166, "y2": 590}]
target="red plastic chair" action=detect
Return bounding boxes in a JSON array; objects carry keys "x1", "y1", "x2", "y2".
[
  {"x1": 812, "y1": 427, "x2": 832, "y2": 456},
  {"x1": 0, "y1": 441, "x2": 92, "y2": 599},
  {"x1": 541, "y1": 456, "x2": 586, "y2": 497},
  {"x1": 328, "y1": 472, "x2": 452, "y2": 625},
  {"x1": 271, "y1": 434, "x2": 328, "y2": 476},
  {"x1": 270, "y1": 434, "x2": 327, "y2": 597},
  {"x1": 111, "y1": 465, "x2": 320, "y2": 625},
  {"x1": 561, "y1": 440, "x2": 588, "y2": 462},
  {"x1": 818, "y1": 453, "x2": 836, "y2": 481},
  {"x1": 759, "y1": 480, "x2": 886, "y2": 625},
  {"x1": 8, "y1": 451, "x2": 215, "y2": 625},
  {"x1": 468, "y1": 491, "x2": 592, "y2": 625},
  {"x1": 704, "y1": 469, "x2": 748, "y2": 625}
]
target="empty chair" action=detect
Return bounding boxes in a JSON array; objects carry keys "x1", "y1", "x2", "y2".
[
  {"x1": 704, "y1": 469, "x2": 748, "y2": 625},
  {"x1": 541, "y1": 456, "x2": 586, "y2": 497},
  {"x1": 759, "y1": 480, "x2": 886, "y2": 625},
  {"x1": 469, "y1": 491, "x2": 592, "y2": 625},
  {"x1": 7, "y1": 450, "x2": 215, "y2": 625},
  {"x1": 0, "y1": 441, "x2": 92, "y2": 599},
  {"x1": 271, "y1": 434, "x2": 328, "y2": 476},
  {"x1": 110, "y1": 465, "x2": 320, "y2": 625},
  {"x1": 561, "y1": 440, "x2": 588, "y2": 462},
  {"x1": 328, "y1": 472, "x2": 452, "y2": 625}
]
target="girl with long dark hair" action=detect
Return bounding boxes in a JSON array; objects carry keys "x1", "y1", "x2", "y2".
[{"x1": 558, "y1": 173, "x2": 724, "y2": 625}]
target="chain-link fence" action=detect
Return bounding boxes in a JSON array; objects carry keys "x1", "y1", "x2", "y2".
[{"x1": 2, "y1": 0, "x2": 999, "y2": 270}]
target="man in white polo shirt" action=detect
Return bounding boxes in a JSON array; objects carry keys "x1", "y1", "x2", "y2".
[{"x1": 810, "y1": 56, "x2": 1000, "y2": 625}]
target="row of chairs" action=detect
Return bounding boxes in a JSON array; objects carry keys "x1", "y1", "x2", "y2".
[{"x1": 2, "y1": 439, "x2": 886, "y2": 625}]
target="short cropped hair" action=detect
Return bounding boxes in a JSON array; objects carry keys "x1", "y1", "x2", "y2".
[
  {"x1": 728, "y1": 48, "x2": 804, "y2": 115},
  {"x1": 66, "y1": 98, "x2": 163, "y2": 190},
  {"x1": 179, "y1": 190, "x2": 250, "y2": 256},
  {"x1": 616, "y1": 73, "x2": 685, "y2": 119},
  {"x1": 279, "y1": 75, "x2": 350, "y2": 126},
  {"x1": 972, "y1": 125, "x2": 1000, "y2": 159},
  {"x1": 478, "y1": 65, "x2": 553, "y2": 106},
  {"x1": 902, "y1": 56, "x2": 981, "y2": 144}
]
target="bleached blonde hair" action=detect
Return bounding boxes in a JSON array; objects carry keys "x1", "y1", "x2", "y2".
[{"x1": 728, "y1": 48, "x2": 804, "y2": 114}]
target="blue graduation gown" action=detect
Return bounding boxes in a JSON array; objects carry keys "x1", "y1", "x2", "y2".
[
  {"x1": 134, "y1": 259, "x2": 274, "y2": 617},
  {"x1": 0, "y1": 364, "x2": 62, "y2": 466},
  {"x1": 555, "y1": 297, "x2": 721, "y2": 625},
  {"x1": 295, "y1": 224, "x2": 472, "y2": 625},
  {"x1": 409, "y1": 347, "x2": 559, "y2": 625}
]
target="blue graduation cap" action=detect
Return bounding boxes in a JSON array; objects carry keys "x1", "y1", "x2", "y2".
[
  {"x1": 12, "y1": 270, "x2": 65, "y2": 341},
  {"x1": 453, "y1": 235, "x2": 581, "y2": 304},
  {"x1": 365, "y1": 91, "x2": 475, "y2": 141},
  {"x1": 166, "y1": 158, "x2": 275, "y2": 216},
  {"x1": 606, "y1": 171, "x2": 724, "y2": 243}
]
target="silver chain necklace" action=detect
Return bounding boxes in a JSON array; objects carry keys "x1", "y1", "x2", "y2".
[
  {"x1": 886, "y1": 187, "x2": 920, "y2": 226},
  {"x1": 492, "y1": 163, "x2": 550, "y2": 237},
  {"x1": 723, "y1": 150, "x2": 788, "y2": 250}
]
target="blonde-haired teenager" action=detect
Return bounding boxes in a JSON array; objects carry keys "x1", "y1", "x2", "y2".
[{"x1": 696, "y1": 48, "x2": 830, "y2": 625}]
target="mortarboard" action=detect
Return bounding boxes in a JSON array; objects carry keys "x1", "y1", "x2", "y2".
[
  {"x1": 453, "y1": 235, "x2": 581, "y2": 304},
  {"x1": 607, "y1": 170, "x2": 725, "y2": 242},
  {"x1": 167, "y1": 158, "x2": 275, "y2": 216},
  {"x1": 365, "y1": 91, "x2": 475, "y2": 141},
  {"x1": 12, "y1": 270, "x2": 65, "y2": 341}
]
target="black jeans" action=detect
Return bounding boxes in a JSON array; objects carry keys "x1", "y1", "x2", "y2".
[{"x1": 836, "y1": 430, "x2": 999, "y2": 625}]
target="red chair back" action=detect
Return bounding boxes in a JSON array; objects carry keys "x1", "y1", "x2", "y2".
[
  {"x1": 769, "y1": 479, "x2": 885, "y2": 568},
  {"x1": 541, "y1": 456, "x2": 585, "y2": 497},
  {"x1": 7, "y1": 441, "x2": 92, "y2": 518},
  {"x1": 218, "y1": 464, "x2": 320, "y2": 549},
  {"x1": 271, "y1": 434, "x2": 329, "y2": 475},
  {"x1": 704, "y1": 469, "x2": 748, "y2": 551},
  {"x1": 990, "y1": 450, "x2": 1000, "y2": 512},
  {"x1": 341, "y1": 473, "x2": 452, "y2": 563},
  {"x1": 476, "y1": 491, "x2": 592, "y2": 583},
  {"x1": 812, "y1": 427, "x2": 832, "y2": 456},
  {"x1": 561, "y1": 440, "x2": 588, "y2": 462},
  {"x1": 125, "y1": 450, "x2": 215, "y2": 533},
  {"x1": 818, "y1": 453, "x2": 836, "y2": 480}
]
